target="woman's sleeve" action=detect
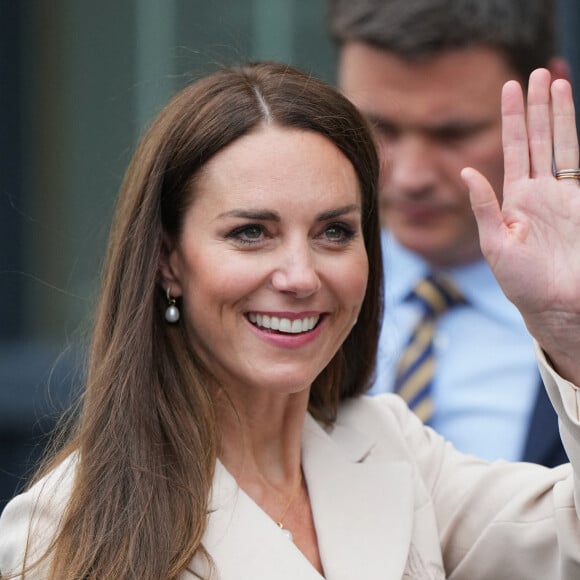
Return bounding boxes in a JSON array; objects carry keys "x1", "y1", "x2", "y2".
[
  {"x1": 0, "y1": 457, "x2": 75, "y2": 579},
  {"x1": 396, "y1": 345, "x2": 580, "y2": 579}
]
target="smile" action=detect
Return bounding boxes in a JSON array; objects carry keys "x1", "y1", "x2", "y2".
[{"x1": 247, "y1": 313, "x2": 320, "y2": 334}]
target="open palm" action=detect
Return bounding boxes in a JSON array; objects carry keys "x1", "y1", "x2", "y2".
[{"x1": 462, "y1": 69, "x2": 580, "y2": 381}]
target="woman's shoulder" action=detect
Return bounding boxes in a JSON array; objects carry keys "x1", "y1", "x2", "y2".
[
  {"x1": 337, "y1": 392, "x2": 418, "y2": 432},
  {"x1": 334, "y1": 394, "x2": 425, "y2": 454},
  {"x1": 0, "y1": 454, "x2": 77, "y2": 577},
  {"x1": 334, "y1": 393, "x2": 452, "y2": 466}
]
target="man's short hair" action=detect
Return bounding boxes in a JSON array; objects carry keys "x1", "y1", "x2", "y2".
[{"x1": 327, "y1": 0, "x2": 557, "y2": 81}]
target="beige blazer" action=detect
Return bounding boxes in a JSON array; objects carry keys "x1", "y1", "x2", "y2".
[{"x1": 2, "y1": 347, "x2": 580, "y2": 579}]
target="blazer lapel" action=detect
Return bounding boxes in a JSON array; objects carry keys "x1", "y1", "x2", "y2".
[
  {"x1": 185, "y1": 460, "x2": 324, "y2": 579},
  {"x1": 301, "y1": 414, "x2": 414, "y2": 580},
  {"x1": 185, "y1": 412, "x2": 415, "y2": 580}
]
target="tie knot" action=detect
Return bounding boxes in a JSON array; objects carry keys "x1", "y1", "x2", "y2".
[{"x1": 412, "y1": 275, "x2": 463, "y2": 317}]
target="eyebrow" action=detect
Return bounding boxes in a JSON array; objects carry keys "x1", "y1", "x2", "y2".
[
  {"x1": 316, "y1": 204, "x2": 361, "y2": 221},
  {"x1": 218, "y1": 209, "x2": 280, "y2": 221},
  {"x1": 217, "y1": 204, "x2": 361, "y2": 222}
]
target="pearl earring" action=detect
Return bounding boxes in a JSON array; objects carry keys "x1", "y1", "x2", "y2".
[{"x1": 165, "y1": 287, "x2": 180, "y2": 323}]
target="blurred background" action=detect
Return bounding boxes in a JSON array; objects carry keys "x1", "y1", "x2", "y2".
[{"x1": 1, "y1": 0, "x2": 579, "y2": 512}]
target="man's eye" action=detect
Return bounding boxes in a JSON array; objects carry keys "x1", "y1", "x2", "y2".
[
  {"x1": 435, "y1": 129, "x2": 469, "y2": 142},
  {"x1": 372, "y1": 124, "x2": 399, "y2": 141},
  {"x1": 432, "y1": 123, "x2": 488, "y2": 144}
]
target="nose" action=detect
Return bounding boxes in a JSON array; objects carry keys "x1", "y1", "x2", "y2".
[
  {"x1": 386, "y1": 134, "x2": 438, "y2": 196},
  {"x1": 271, "y1": 241, "x2": 322, "y2": 298}
]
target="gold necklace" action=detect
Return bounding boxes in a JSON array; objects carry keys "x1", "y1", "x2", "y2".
[{"x1": 276, "y1": 470, "x2": 303, "y2": 542}]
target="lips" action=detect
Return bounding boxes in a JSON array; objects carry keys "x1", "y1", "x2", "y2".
[{"x1": 247, "y1": 313, "x2": 320, "y2": 334}]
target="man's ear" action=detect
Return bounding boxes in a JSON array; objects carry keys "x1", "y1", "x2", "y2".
[
  {"x1": 548, "y1": 56, "x2": 571, "y2": 81},
  {"x1": 158, "y1": 233, "x2": 183, "y2": 297}
]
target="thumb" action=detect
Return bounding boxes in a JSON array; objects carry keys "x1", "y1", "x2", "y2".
[{"x1": 461, "y1": 166, "x2": 503, "y2": 256}]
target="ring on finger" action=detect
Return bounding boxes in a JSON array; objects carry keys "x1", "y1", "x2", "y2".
[{"x1": 555, "y1": 168, "x2": 580, "y2": 180}]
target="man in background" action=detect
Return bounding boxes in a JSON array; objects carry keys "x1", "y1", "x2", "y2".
[{"x1": 328, "y1": 0, "x2": 569, "y2": 465}]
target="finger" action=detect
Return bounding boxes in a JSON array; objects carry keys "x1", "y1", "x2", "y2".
[
  {"x1": 552, "y1": 78, "x2": 579, "y2": 171},
  {"x1": 526, "y1": 68, "x2": 553, "y2": 178},
  {"x1": 462, "y1": 167, "x2": 503, "y2": 257},
  {"x1": 501, "y1": 80, "x2": 529, "y2": 184}
]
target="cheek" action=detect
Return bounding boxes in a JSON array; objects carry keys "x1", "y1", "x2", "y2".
[
  {"x1": 183, "y1": 246, "x2": 260, "y2": 291},
  {"x1": 454, "y1": 135, "x2": 504, "y2": 186},
  {"x1": 481, "y1": 154, "x2": 505, "y2": 200},
  {"x1": 453, "y1": 143, "x2": 504, "y2": 213},
  {"x1": 340, "y1": 253, "x2": 369, "y2": 307},
  {"x1": 184, "y1": 265, "x2": 258, "y2": 312}
]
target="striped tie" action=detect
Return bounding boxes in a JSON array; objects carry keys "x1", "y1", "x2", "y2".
[{"x1": 394, "y1": 275, "x2": 464, "y2": 423}]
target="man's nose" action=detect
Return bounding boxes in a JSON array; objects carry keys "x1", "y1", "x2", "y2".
[{"x1": 385, "y1": 134, "x2": 439, "y2": 195}]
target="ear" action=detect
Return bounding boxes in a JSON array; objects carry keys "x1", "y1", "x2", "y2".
[
  {"x1": 547, "y1": 56, "x2": 571, "y2": 82},
  {"x1": 158, "y1": 233, "x2": 183, "y2": 297}
]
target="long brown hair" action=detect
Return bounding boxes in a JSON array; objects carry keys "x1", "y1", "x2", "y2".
[{"x1": 20, "y1": 62, "x2": 382, "y2": 579}]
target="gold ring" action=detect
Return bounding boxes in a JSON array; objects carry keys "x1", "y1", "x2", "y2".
[{"x1": 555, "y1": 168, "x2": 580, "y2": 180}]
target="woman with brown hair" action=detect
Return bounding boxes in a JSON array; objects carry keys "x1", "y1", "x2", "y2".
[{"x1": 1, "y1": 62, "x2": 580, "y2": 579}]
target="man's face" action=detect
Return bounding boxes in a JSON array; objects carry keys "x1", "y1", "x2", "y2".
[{"x1": 339, "y1": 42, "x2": 517, "y2": 267}]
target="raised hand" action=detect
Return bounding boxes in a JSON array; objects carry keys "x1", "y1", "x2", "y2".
[{"x1": 461, "y1": 69, "x2": 580, "y2": 383}]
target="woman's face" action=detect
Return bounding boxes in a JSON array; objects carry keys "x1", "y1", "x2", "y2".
[{"x1": 161, "y1": 125, "x2": 368, "y2": 397}]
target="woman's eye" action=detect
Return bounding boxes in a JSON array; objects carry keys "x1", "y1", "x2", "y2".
[
  {"x1": 323, "y1": 223, "x2": 355, "y2": 243},
  {"x1": 240, "y1": 225, "x2": 263, "y2": 239},
  {"x1": 226, "y1": 224, "x2": 265, "y2": 244}
]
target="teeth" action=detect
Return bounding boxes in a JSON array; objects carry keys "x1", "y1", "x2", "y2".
[{"x1": 249, "y1": 313, "x2": 319, "y2": 334}]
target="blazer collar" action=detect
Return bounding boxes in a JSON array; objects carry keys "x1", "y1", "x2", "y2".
[
  {"x1": 302, "y1": 413, "x2": 413, "y2": 580},
  {"x1": 185, "y1": 412, "x2": 414, "y2": 579}
]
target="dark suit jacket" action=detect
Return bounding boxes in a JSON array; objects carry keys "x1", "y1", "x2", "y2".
[{"x1": 522, "y1": 379, "x2": 568, "y2": 467}]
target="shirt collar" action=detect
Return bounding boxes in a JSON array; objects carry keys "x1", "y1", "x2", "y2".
[{"x1": 380, "y1": 229, "x2": 527, "y2": 329}]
